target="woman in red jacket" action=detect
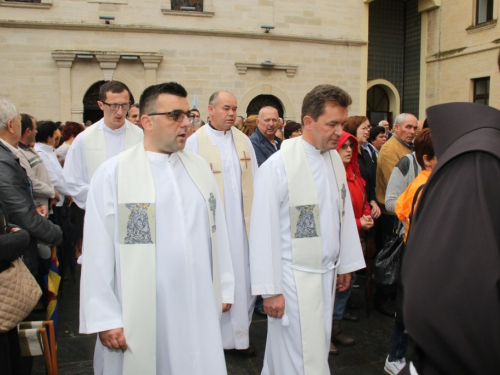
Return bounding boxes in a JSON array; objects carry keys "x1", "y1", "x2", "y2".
[{"x1": 330, "y1": 131, "x2": 373, "y2": 355}]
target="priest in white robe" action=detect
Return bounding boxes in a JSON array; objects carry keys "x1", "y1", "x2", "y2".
[
  {"x1": 249, "y1": 84, "x2": 366, "y2": 375},
  {"x1": 79, "y1": 82, "x2": 235, "y2": 375},
  {"x1": 63, "y1": 80, "x2": 143, "y2": 210},
  {"x1": 185, "y1": 91, "x2": 258, "y2": 354}
]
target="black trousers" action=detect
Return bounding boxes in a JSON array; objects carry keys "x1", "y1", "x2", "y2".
[{"x1": 0, "y1": 328, "x2": 22, "y2": 375}]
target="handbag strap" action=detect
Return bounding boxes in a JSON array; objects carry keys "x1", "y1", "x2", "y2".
[{"x1": 411, "y1": 153, "x2": 419, "y2": 180}]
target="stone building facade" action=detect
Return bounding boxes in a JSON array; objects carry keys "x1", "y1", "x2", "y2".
[
  {"x1": 0, "y1": 0, "x2": 369, "y2": 123},
  {"x1": 0, "y1": 0, "x2": 496, "y2": 124}
]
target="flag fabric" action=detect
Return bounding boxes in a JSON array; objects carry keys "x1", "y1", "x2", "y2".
[
  {"x1": 192, "y1": 91, "x2": 197, "y2": 109},
  {"x1": 45, "y1": 247, "x2": 61, "y2": 338}
]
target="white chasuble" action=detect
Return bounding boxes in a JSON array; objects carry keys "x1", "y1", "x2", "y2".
[
  {"x1": 249, "y1": 137, "x2": 365, "y2": 375},
  {"x1": 79, "y1": 143, "x2": 234, "y2": 375},
  {"x1": 185, "y1": 124, "x2": 258, "y2": 350}
]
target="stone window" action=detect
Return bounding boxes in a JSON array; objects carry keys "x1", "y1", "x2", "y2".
[
  {"x1": 476, "y1": 0, "x2": 494, "y2": 25},
  {"x1": 472, "y1": 77, "x2": 490, "y2": 105},
  {"x1": 171, "y1": 0, "x2": 203, "y2": 12},
  {"x1": 1, "y1": 0, "x2": 52, "y2": 8}
]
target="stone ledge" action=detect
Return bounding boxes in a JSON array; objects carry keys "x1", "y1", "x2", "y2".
[
  {"x1": 87, "y1": 0, "x2": 127, "y2": 3},
  {"x1": 466, "y1": 19, "x2": 497, "y2": 34},
  {"x1": 235, "y1": 62, "x2": 298, "y2": 77},
  {"x1": 0, "y1": 0, "x2": 52, "y2": 9},
  {"x1": 0, "y1": 20, "x2": 368, "y2": 47},
  {"x1": 161, "y1": 7, "x2": 214, "y2": 17}
]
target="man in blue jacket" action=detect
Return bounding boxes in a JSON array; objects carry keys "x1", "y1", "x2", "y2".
[{"x1": 250, "y1": 106, "x2": 283, "y2": 166}]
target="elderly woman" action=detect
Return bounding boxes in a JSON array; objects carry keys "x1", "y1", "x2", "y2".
[
  {"x1": 330, "y1": 131, "x2": 373, "y2": 355},
  {"x1": 383, "y1": 128, "x2": 436, "y2": 375},
  {"x1": 241, "y1": 114, "x2": 257, "y2": 137},
  {"x1": 369, "y1": 125, "x2": 387, "y2": 152}
]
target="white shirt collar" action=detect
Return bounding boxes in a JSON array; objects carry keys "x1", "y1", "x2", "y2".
[{"x1": 35, "y1": 142, "x2": 54, "y2": 153}]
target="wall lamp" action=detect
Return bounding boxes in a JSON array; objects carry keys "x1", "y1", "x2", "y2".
[
  {"x1": 261, "y1": 60, "x2": 276, "y2": 67},
  {"x1": 99, "y1": 15, "x2": 115, "y2": 24},
  {"x1": 261, "y1": 25, "x2": 275, "y2": 33}
]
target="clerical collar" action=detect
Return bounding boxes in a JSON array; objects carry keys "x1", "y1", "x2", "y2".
[
  {"x1": 301, "y1": 138, "x2": 322, "y2": 155},
  {"x1": 101, "y1": 119, "x2": 127, "y2": 135},
  {"x1": 146, "y1": 150, "x2": 179, "y2": 164},
  {"x1": 207, "y1": 123, "x2": 231, "y2": 136}
]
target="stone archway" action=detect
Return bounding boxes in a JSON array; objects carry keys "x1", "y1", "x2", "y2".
[
  {"x1": 246, "y1": 95, "x2": 284, "y2": 118},
  {"x1": 239, "y1": 85, "x2": 296, "y2": 121},
  {"x1": 366, "y1": 79, "x2": 400, "y2": 125}
]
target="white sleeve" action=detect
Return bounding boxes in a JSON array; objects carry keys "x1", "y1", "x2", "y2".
[
  {"x1": 63, "y1": 134, "x2": 90, "y2": 209},
  {"x1": 79, "y1": 161, "x2": 123, "y2": 334},
  {"x1": 249, "y1": 157, "x2": 285, "y2": 296}
]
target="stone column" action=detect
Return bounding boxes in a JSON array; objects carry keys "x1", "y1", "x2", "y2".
[
  {"x1": 95, "y1": 54, "x2": 121, "y2": 81},
  {"x1": 51, "y1": 52, "x2": 75, "y2": 122},
  {"x1": 140, "y1": 55, "x2": 163, "y2": 86}
]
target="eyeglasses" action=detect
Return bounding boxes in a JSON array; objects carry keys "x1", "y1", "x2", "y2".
[
  {"x1": 148, "y1": 110, "x2": 195, "y2": 123},
  {"x1": 101, "y1": 101, "x2": 131, "y2": 111},
  {"x1": 340, "y1": 143, "x2": 353, "y2": 150}
]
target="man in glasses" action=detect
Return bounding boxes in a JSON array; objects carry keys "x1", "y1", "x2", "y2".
[
  {"x1": 186, "y1": 91, "x2": 258, "y2": 356},
  {"x1": 63, "y1": 81, "x2": 143, "y2": 249},
  {"x1": 80, "y1": 82, "x2": 234, "y2": 374}
]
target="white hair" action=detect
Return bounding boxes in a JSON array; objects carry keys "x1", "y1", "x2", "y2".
[
  {"x1": 393, "y1": 113, "x2": 411, "y2": 128},
  {"x1": 0, "y1": 98, "x2": 18, "y2": 131},
  {"x1": 378, "y1": 120, "x2": 388, "y2": 126}
]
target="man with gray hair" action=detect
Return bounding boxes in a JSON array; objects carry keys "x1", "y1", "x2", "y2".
[
  {"x1": 374, "y1": 112, "x2": 417, "y2": 316},
  {"x1": 0, "y1": 98, "x2": 62, "y2": 275},
  {"x1": 185, "y1": 90, "x2": 258, "y2": 355}
]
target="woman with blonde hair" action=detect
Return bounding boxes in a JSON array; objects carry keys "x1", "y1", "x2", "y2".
[{"x1": 241, "y1": 114, "x2": 257, "y2": 137}]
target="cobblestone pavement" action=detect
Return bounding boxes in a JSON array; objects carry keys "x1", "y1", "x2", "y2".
[{"x1": 31, "y1": 267, "x2": 395, "y2": 375}]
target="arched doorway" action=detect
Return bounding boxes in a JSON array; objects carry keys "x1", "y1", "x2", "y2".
[
  {"x1": 82, "y1": 81, "x2": 135, "y2": 125},
  {"x1": 367, "y1": 85, "x2": 391, "y2": 125},
  {"x1": 366, "y1": 79, "x2": 400, "y2": 126},
  {"x1": 246, "y1": 95, "x2": 284, "y2": 118}
]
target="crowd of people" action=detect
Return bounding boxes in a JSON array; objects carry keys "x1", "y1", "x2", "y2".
[{"x1": 1, "y1": 73, "x2": 499, "y2": 375}]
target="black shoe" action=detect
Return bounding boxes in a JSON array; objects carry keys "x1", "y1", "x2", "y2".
[
  {"x1": 374, "y1": 301, "x2": 395, "y2": 317},
  {"x1": 225, "y1": 344, "x2": 256, "y2": 357},
  {"x1": 254, "y1": 305, "x2": 266, "y2": 317},
  {"x1": 343, "y1": 311, "x2": 359, "y2": 322}
]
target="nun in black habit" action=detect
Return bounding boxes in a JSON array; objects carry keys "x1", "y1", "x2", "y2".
[{"x1": 401, "y1": 102, "x2": 500, "y2": 375}]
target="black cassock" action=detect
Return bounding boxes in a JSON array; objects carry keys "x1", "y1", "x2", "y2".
[{"x1": 402, "y1": 102, "x2": 500, "y2": 375}]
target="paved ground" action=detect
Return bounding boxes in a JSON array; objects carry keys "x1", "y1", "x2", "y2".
[{"x1": 31, "y1": 266, "x2": 395, "y2": 374}]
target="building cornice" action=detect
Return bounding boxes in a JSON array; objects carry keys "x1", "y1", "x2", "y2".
[
  {"x1": 0, "y1": 20, "x2": 367, "y2": 47},
  {"x1": 427, "y1": 43, "x2": 500, "y2": 63}
]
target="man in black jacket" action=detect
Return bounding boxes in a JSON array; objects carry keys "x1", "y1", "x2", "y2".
[
  {"x1": 0, "y1": 99, "x2": 62, "y2": 275},
  {"x1": 250, "y1": 106, "x2": 283, "y2": 166}
]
